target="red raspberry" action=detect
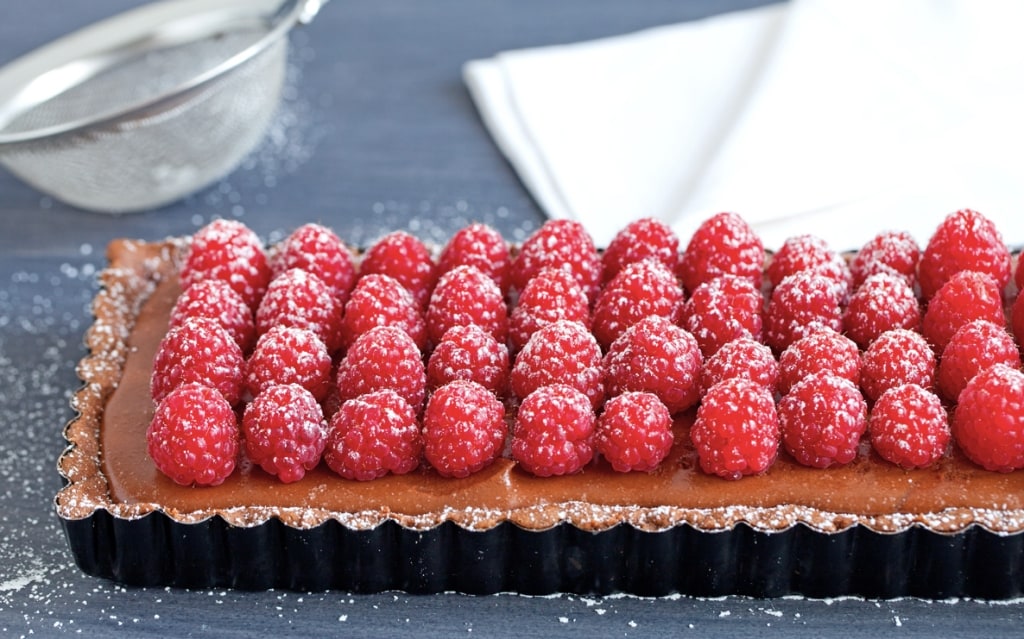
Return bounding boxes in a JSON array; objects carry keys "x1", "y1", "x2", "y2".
[
  {"x1": 151, "y1": 316, "x2": 245, "y2": 405},
  {"x1": 691, "y1": 377, "x2": 780, "y2": 480},
  {"x1": 763, "y1": 271, "x2": 843, "y2": 354},
  {"x1": 849, "y1": 230, "x2": 920, "y2": 290},
  {"x1": 681, "y1": 274, "x2": 764, "y2": 357},
  {"x1": 437, "y1": 223, "x2": 512, "y2": 295},
  {"x1": 427, "y1": 324, "x2": 510, "y2": 394},
  {"x1": 921, "y1": 270, "x2": 1004, "y2": 353},
  {"x1": 953, "y1": 364, "x2": 1024, "y2": 472},
  {"x1": 245, "y1": 326, "x2": 333, "y2": 402},
  {"x1": 919, "y1": 209, "x2": 1011, "y2": 300},
  {"x1": 602, "y1": 217, "x2": 680, "y2": 285},
  {"x1": 325, "y1": 389, "x2": 422, "y2": 480},
  {"x1": 508, "y1": 267, "x2": 590, "y2": 354},
  {"x1": 767, "y1": 234, "x2": 852, "y2": 302},
  {"x1": 426, "y1": 265, "x2": 509, "y2": 346},
  {"x1": 360, "y1": 231, "x2": 438, "y2": 309},
  {"x1": 869, "y1": 384, "x2": 949, "y2": 469},
  {"x1": 147, "y1": 383, "x2": 239, "y2": 486},
  {"x1": 1013, "y1": 288, "x2": 1024, "y2": 351},
  {"x1": 778, "y1": 329, "x2": 861, "y2": 395},
  {"x1": 842, "y1": 273, "x2": 921, "y2": 349},
  {"x1": 1016, "y1": 255, "x2": 1024, "y2": 291},
  {"x1": 511, "y1": 320, "x2": 604, "y2": 409},
  {"x1": 591, "y1": 258, "x2": 684, "y2": 350},
  {"x1": 335, "y1": 325, "x2": 426, "y2": 412},
  {"x1": 937, "y1": 320, "x2": 1021, "y2": 403},
  {"x1": 778, "y1": 372, "x2": 867, "y2": 468},
  {"x1": 700, "y1": 337, "x2": 779, "y2": 396},
  {"x1": 511, "y1": 220, "x2": 602, "y2": 303},
  {"x1": 180, "y1": 219, "x2": 271, "y2": 309},
  {"x1": 860, "y1": 328, "x2": 936, "y2": 403},
  {"x1": 255, "y1": 268, "x2": 343, "y2": 352},
  {"x1": 595, "y1": 392, "x2": 673, "y2": 473},
  {"x1": 604, "y1": 315, "x2": 702, "y2": 413},
  {"x1": 242, "y1": 384, "x2": 327, "y2": 483},
  {"x1": 422, "y1": 380, "x2": 506, "y2": 478},
  {"x1": 272, "y1": 223, "x2": 357, "y2": 305},
  {"x1": 340, "y1": 273, "x2": 426, "y2": 352},
  {"x1": 512, "y1": 384, "x2": 596, "y2": 476},
  {"x1": 170, "y1": 279, "x2": 256, "y2": 354},
  {"x1": 677, "y1": 212, "x2": 764, "y2": 294}
]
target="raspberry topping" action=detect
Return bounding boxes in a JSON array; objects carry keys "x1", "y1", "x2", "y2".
[
  {"x1": 511, "y1": 219, "x2": 603, "y2": 303},
  {"x1": 692, "y1": 377, "x2": 780, "y2": 480},
  {"x1": 918, "y1": 208, "x2": 1011, "y2": 300},
  {"x1": 764, "y1": 271, "x2": 844, "y2": 354},
  {"x1": 849, "y1": 230, "x2": 920, "y2": 290},
  {"x1": 778, "y1": 372, "x2": 868, "y2": 468},
  {"x1": 681, "y1": 274, "x2": 764, "y2": 357},
  {"x1": 151, "y1": 316, "x2": 245, "y2": 406},
  {"x1": 325, "y1": 389, "x2": 423, "y2": 480},
  {"x1": 425, "y1": 265, "x2": 509, "y2": 346},
  {"x1": 169, "y1": 278, "x2": 256, "y2": 354},
  {"x1": 508, "y1": 267, "x2": 591, "y2": 354},
  {"x1": 437, "y1": 223, "x2": 512, "y2": 295},
  {"x1": 1016, "y1": 255, "x2": 1024, "y2": 291},
  {"x1": 860, "y1": 328, "x2": 936, "y2": 403},
  {"x1": 335, "y1": 325, "x2": 426, "y2": 412},
  {"x1": 180, "y1": 219, "x2": 271, "y2": 309},
  {"x1": 591, "y1": 258, "x2": 685, "y2": 349},
  {"x1": 242, "y1": 384, "x2": 327, "y2": 483},
  {"x1": 422, "y1": 380, "x2": 506, "y2": 478},
  {"x1": 953, "y1": 364, "x2": 1024, "y2": 472},
  {"x1": 869, "y1": 384, "x2": 949, "y2": 469},
  {"x1": 766, "y1": 234, "x2": 853, "y2": 302},
  {"x1": 937, "y1": 320, "x2": 1021, "y2": 403},
  {"x1": 511, "y1": 320, "x2": 604, "y2": 409},
  {"x1": 427, "y1": 324, "x2": 510, "y2": 394},
  {"x1": 147, "y1": 383, "x2": 240, "y2": 486},
  {"x1": 272, "y1": 222, "x2": 357, "y2": 305},
  {"x1": 699, "y1": 337, "x2": 779, "y2": 396},
  {"x1": 245, "y1": 326, "x2": 333, "y2": 402},
  {"x1": 921, "y1": 270, "x2": 1004, "y2": 353},
  {"x1": 778, "y1": 329, "x2": 861, "y2": 395},
  {"x1": 677, "y1": 212, "x2": 764, "y2": 294},
  {"x1": 601, "y1": 217, "x2": 680, "y2": 285},
  {"x1": 842, "y1": 272, "x2": 921, "y2": 350},
  {"x1": 340, "y1": 273, "x2": 426, "y2": 352},
  {"x1": 1013, "y1": 288, "x2": 1024, "y2": 351},
  {"x1": 255, "y1": 268, "x2": 343, "y2": 352},
  {"x1": 360, "y1": 231, "x2": 438, "y2": 309},
  {"x1": 595, "y1": 392, "x2": 673, "y2": 473},
  {"x1": 512, "y1": 384, "x2": 596, "y2": 477}
]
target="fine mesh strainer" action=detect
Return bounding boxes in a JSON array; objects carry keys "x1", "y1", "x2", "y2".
[{"x1": 0, "y1": 0, "x2": 326, "y2": 213}]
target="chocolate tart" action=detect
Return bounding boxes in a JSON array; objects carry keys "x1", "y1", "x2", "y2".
[{"x1": 56, "y1": 237, "x2": 1024, "y2": 597}]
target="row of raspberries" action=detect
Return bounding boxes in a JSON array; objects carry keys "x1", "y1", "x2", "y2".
[{"x1": 146, "y1": 209, "x2": 1024, "y2": 487}]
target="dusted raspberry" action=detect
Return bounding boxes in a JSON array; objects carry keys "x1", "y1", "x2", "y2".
[
  {"x1": 591, "y1": 258, "x2": 684, "y2": 350},
  {"x1": 778, "y1": 329, "x2": 861, "y2": 395},
  {"x1": 325, "y1": 389, "x2": 422, "y2": 481},
  {"x1": 869, "y1": 384, "x2": 949, "y2": 469},
  {"x1": 437, "y1": 223, "x2": 512, "y2": 295},
  {"x1": 763, "y1": 271, "x2": 843, "y2": 354},
  {"x1": 700, "y1": 337, "x2": 779, "y2": 396},
  {"x1": 180, "y1": 219, "x2": 271, "y2": 309},
  {"x1": 255, "y1": 268, "x2": 343, "y2": 352},
  {"x1": 512, "y1": 384, "x2": 596, "y2": 477},
  {"x1": 272, "y1": 223, "x2": 357, "y2": 305},
  {"x1": 170, "y1": 278, "x2": 256, "y2": 354},
  {"x1": 426, "y1": 265, "x2": 509, "y2": 346},
  {"x1": 340, "y1": 273, "x2": 426, "y2": 352},
  {"x1": 151, "y1": 316, "x2": 245, "y2": 406},
  {"x1": 602, "y1": 217, "x2": 680, "y2": 285},
  {"x1": 681, "y1": 274, "x2": 764, "y2": 357},
  {"x1": 510, "y1": 219, "x2": 602, "y2": 303},
  {"x1": 849, "y1": 230, "x2": 920, "y2": 290},
  {"x1": 422, "y1": 380, "x2": 506, "y2": 478},
  {"x1": 677, "y1": 212, "x2": 764, "y2": 294},
  {"x1": 842, "y1": 273, "x2": 921, "y2": 349},
  {"x1": 595, "y1": 392, "x2": 673, "y2": 472},
  {"x1": 921, "y1": 270, "x2": 1004, "y2": 353},
  {"x1": 427, "y1": 324, "x2": 510, "y2": 394},
  {"x1": 508, "y1": 267, "x2": 591, "y2": 353},
  {"x1": 1014, "y1": 289, "x2": 1024, "y2": 351},
  {"x1": 360, "y1": 231, "x2": 438, "y2": 309},
  {"x1": 860, "y1": 329, "x2": 936, "y2": 403},
  {"x1": 147, "y1": 383, "x2": 239, "y2": 486},
  {"x1": 953, "y1": 364, "x2": 1024, "y2": 472},
  {"x1": 245, "y1": 326, "x2": 333, "y2": 402},
  {"x1": 242, "y1": 384, "x2": 327, "y2": 483},
  {"x1": 511, "y1": 320, "x2": 604, "y2": 409},
  {"x1": 335, "y1": 325, "x2": 426, "y2": 412},
  {"x1": 692, "y1": 377, "x2": 780, "y2": 480},
  {"x1": 918, "y1": 209, "x2": 1011, "y2": 300},
  {"x1": 937, "y1": 320, "x2": 1021, "y2": 403},
  {"x1": 778, "y1": 372, "x2": 867, "y2": 468},
  {"x1": 766, "y1": 234, "x2": 853, "y2": 302},
  {"x1": 604, "y1": 315, "x2": 702, "y2": 413}
]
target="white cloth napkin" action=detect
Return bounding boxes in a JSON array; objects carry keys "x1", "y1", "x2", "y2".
[{"x1": 464, "y1": 0, "x2": 1024, "y2": 251}]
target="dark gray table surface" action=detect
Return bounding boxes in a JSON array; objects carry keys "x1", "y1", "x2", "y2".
[{"x1": 1, "y1": 1, "x2": 1022, "y2": 636}]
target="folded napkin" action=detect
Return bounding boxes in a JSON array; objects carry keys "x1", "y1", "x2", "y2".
[{"x1": 464, "y1": 0, "x2": 1024, "y2": 250}]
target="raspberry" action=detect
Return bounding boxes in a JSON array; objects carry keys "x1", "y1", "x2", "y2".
[
  {"x1": 869, "y1": 384, "x2": 949, "y2": 469},
  {"x1": 272, "y1": 223, "x2": 357, "y2": 304},
  {"x1": 508, "y1": 267, "x2": 590, "y2": 354},
  {"x1": 691, "y1": 378, "x2": 780, "y2": 480},
  {"x1": 437, "y1": 223, "x2": 512, "y2": 295},
  {"x1": 602, "y1": 217, "x2": 680, "y2": 284},
  {"x1": 921, "y1": 270, "x2": 1004, "y2": 353},
  {"x1": 937, "y1": 320, "x2": 1021, "y2": 403},
  {"x1": 169, "y1": 279, "x2": 256, "y2": 354},
  {"x1": 325, "y1": 389, "x2": 422, "y2": 480},
  {"x1": 335, "y1": 325, "x2": 426, "y2": 412},
  {"x1": 1016, "y1": 256, "x2": 1024, "y2": 291},
  {"x1": 699, "y1": 337, "x2": 779, "y2": 396},
  {"x1": 245, "y1": 326, "x2": 333, "y2": 402},
  {"x1": 591, "y1": 258, "x2": 684, "y2": 350},
  {"x1": 147, "y1": 383, "x2": 239, "y2": 486},
  {"x1": 595, "y1": 392, "x2": 674, "y2": 473},
  {"x1": 677, "y1": 211, "x2": 764, "y2": 294},
  {"x1": 512, "y1": 384, "x2": 596, "y2": 476},
  {"x1": 360, "y1": 231, "x2": 438, "y2": 309},
  {"x1": 778, "y1": 372, "x2": 867, "y2": 468},
  {"x1": 918, "y1": 209, "x2": 1011, "y2": 300},
  {"x1": 681, "y1": 274, "x2": 764, "y2": 357},
  {"x1": 242, "y1": 384, "x2": 327, "y2": 483},
  {"x1": 842, "y1": 273, "x2": 921, "y2": 349},
  {"x1": 255, "y1": 268, "x2": 343, "y2": 352},
  {"x1": 427, "y1": 324, "x2": 510, "y2": 394},
  {"x1": 953, "y1": 364, "x2": 1024, "y2": 472},
  {"x1": 1014, "y1": 289, "x2": 1024, "y2": 351},
  {"x1": 426, "y1": 265, "x2": 509, "y2": 346},
  {"x1": 151, "y1": 316, "x2": 245, "y2": 405},
  {"x1": 604, "y1": 315, "x2": 702, "y2": 413},
  {"x1": 180, "y1": 219, "x2": 271, "y2": 309},
  {"x1": 763, "y1": 271, "x2": 843, "y2": 354},
  {"x1": 860, "y1": 328, "x2": 936, "y2": 403},
  {"x1": 767, "y1": 234, "x2": 853, "y2": 302},
  {"x1": 778, "y1": 329, "x2": 861, "y2": 395},
  {"x1": 422, "y1": 380, "x2": 506, "y2": 478},
  {"x1": 511, "y1": 220, "x2": 602, "y2": 303},
  {"x1": 849, "y1": 230, "x2": 920, "y2": 290},
  {"x1": 511, "y1": 320, "x2": 604, "y2": 409},
  {"x1": 340, "y1": 273, "x2": 426, "y2": 352}
]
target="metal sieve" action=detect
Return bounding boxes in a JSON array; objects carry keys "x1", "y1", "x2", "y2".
[{"x1": 0, "y1": 0, "x2": 326, "y2": 213}]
